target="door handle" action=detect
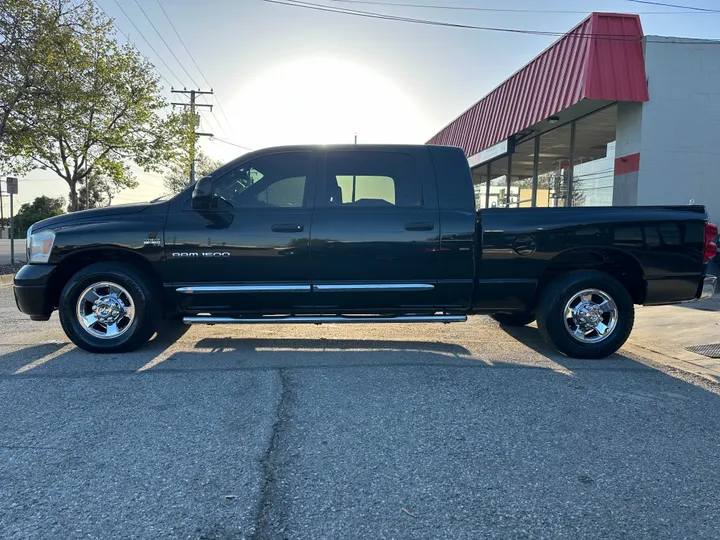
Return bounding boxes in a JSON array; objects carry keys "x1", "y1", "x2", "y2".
[
  {"x1": 271, "y1": 223, "x2": 304, "y2": 233},
  {"x1": 404, "y1": 222, "x2": 435, "y2": 231}
]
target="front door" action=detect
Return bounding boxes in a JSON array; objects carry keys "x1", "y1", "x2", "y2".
[
  {"x1": 310, "y1": 148, "x2": 440, "y2": 312},
  {"x1": 165, "y1": 150, "x2": 317, "y2": 314}
]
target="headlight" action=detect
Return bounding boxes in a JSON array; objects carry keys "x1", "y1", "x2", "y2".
[{"x1": 27, "y1": 229, "x2": 56, "y2": 264}]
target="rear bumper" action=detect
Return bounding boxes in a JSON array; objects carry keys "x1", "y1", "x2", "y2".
[
  {"x1": 13, "y1": 264, "x2": 57, "y2": 320},
  {"x1": 698, "y1": 275, "x2": 716, "y2": 300}
]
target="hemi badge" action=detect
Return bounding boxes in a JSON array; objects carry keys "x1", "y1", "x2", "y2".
[{"x1": 143, "y1": 237, "x2": 162, "y2": 246}]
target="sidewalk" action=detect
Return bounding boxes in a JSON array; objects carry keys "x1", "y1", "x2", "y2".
[{"x1": 627, "y1": 298, "x2": 720, "y2": 382}]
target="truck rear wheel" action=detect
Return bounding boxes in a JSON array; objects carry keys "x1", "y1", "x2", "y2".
[
  {"x1": 58, "y1": 262, "x2": 160, "y2": 354},
  {"x1": 490, "y1": 311, "x2": 536, "y2": 326},
  {"x1": 536, "y1": 270, "x2": 634, "y2": 359}
]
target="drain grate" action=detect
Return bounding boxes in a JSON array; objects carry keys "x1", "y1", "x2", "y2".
[{"x1": 685, "y1": 343, "x2": 720, "y2": 358}]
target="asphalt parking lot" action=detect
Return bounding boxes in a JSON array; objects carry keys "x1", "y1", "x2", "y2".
[{"x1": 1, "y1": 286, "x2": 720, "y2": 540}]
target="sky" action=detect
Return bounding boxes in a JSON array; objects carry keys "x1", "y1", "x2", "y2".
[{"x1": 7, "y1": 0, "x2": 720, "y2": 211}]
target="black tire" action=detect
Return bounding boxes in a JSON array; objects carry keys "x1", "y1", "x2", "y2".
[
  {"x1": 59, "y1": 262, "x2": 161, "y2": 354},
  {"x1": 490, "y1": 311, "x2": 536, "y2": 326},
  {"x1": 536, "y1": 270, "x2": 634, "y2": 359}
]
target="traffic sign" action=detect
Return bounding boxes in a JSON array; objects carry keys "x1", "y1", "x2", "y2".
[{"x1": 6, "y1": 176, "x2": 18, "y2": 195}]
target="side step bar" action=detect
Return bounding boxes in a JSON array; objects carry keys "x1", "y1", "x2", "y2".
[{"x1": 183, "y1": 315, "x2": 467, "y2": 325}]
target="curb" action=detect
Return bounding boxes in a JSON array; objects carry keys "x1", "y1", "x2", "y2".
[
  {"x1": 0, "y1": 274, "x2": 15, "y2": 287},
  {"x1": 624, "y1": 340, "x2": 720, "y2": 385}
]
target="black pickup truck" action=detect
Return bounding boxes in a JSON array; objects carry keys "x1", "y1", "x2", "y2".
[{"x1": 13, "y1": 144, "x2": 718, "y2": 358}]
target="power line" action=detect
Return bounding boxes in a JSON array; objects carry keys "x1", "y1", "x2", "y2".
[
  {"x1": 263, "y1": 0, "x2": 637, "y2": 39},
  {"x1": 329, "y1": 0, "x2": 711, "y2": 14},
  {"x1": 131, "y1": 0, "x2": 200, "y2": 88},
  {"x1": 107, "y1": 0, "x2": 183, "y2": 87},
  {"x1": 199, "y1": 93, "x2": 234, "y2": 138},
  {"x1": 625, "y1": 0, "x2": 719, "y2": 12},
  {"x1": 212, "y1": 98, "x2": 235, "y2": 136},
  {"x1": 210, "y1": 137, "x2": 254, "y2": 151},
  {"x1": 210, "y1": 111, "x2": 229, "y2": 138},
  {"x1": 154, "y1": 0, "x2": 212, "y2": 88},
  {"x1": 264, "y1": 0, "x2": 720, "y2": 42},
  {"x1": 205, "y1": 109, "x2": 230, "y2": 139},
  {"x1": 93, "y1": 1, "x2": 173, "y2": 87},
  {"x1": 192, "y1": 99, "x2": 228, "y2": 139},
  {"x1": 151, "y1": 0, "x2": 236, "y2": 138}
]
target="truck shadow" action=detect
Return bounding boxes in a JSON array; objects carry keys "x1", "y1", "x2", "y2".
[
  {"x1": 0, "y1": 320, "x2": 675, "y2": 379},
  {"x1": 194, "y1": 336, "x2": 472, "y2": 355},
  {"x1": 494, "y1": 322, "x2": 657, "y2": 373}
]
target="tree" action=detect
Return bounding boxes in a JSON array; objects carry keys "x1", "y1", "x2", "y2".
[
  {"x1": 164, "y1": 147, "x2": 223, "y2": 194},
  {"x1": 13, "y1": 194, "x2": 64, "y2": 236},
  {"x1": 14, "y1": 1, "x2": 182, "y2": 211},
  {"x1": 0, "y1": 0, "x2": 80, "y2": 171},
  {"x1": 75, "y1": 172, "x2": 119, "y2": 210}
]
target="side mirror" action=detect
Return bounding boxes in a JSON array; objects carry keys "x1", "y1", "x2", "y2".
[{"x1": 191, "y1": 176, "x2": 213, "y2": 210}]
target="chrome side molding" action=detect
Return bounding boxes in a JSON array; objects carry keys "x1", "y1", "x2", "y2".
[
  {"x1": 183, "y1": 314, "x2": 466, "y2": 325},
  {"x1": 312, "y1": 284, "x2": 434, "y2": 292},
  {"x1": 177, "y1": 283, "x2": 434, "y2": 294},
  {"x1": 177, "y1": 285, "x2": 310, "y2": 294}
]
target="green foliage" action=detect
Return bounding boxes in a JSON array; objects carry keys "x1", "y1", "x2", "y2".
[
  {"x1": 13, "y1": 194, "x2": 64, "y2": 236},
  {"x1": 5, "y1": 0, "x2": 182, "y2": 211},
  {"x1": 164, "y1": 147, "x2": 223, "y2": 194},
  {"x1": 0, "y1": 0, "x2": 78, "y2": 173}
]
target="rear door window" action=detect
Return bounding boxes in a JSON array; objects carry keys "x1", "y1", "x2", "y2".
[{"x1": 322, "y1": 151, "x2": 422, "y2": 208}]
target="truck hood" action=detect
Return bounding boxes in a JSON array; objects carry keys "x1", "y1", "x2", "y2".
[{"x1": 30, "y1": 203, "x2": 150, "y2": 233}]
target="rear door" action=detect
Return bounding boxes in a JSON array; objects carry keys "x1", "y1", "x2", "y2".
[{"x1": 310, "y1": 147, "x2": 440, "y2": 312}]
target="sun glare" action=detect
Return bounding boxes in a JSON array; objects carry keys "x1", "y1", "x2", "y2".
[{"x1": 226, "y1": 58, "x2": 431, "y2": 149}]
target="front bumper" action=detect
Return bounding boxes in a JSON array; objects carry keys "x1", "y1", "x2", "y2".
[
  {"x1": 13, "y1": 264, "x2": 57, "y2": 320},
  {"x1": 698, "y1": 275, "x2": 716, "y2": 300}
]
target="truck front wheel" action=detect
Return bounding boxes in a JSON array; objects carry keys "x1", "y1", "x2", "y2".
[
  {"x1": 58, "y1": 262, "x2": 161, "y2": 354},
  {"x1": 536, "y1": 270, "x2": 634, "y2": 359}
]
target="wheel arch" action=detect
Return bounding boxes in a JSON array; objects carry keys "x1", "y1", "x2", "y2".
[
  {"x1": 537, "y1": 247, "x2": 646, "y2": 305},
  {"x1": 48, "y1": 248, "x2": 164, "y2": 311}
]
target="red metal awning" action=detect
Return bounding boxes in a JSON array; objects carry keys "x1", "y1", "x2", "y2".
[{"x1": 427, "y1": 12, "x2": 649, "y2": 158}]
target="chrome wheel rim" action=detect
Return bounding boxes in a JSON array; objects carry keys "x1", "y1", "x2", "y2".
[
  {"x1": 75, "y1": 281, "x2": 136, "y2": 339},
  {"x1": 563, "y1": 288, "x2": 618, "y2": 344}
]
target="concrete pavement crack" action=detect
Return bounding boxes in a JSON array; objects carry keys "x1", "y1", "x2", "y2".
[{"x1": 252, "y1": 368, "x2": 292, "y2": 540}]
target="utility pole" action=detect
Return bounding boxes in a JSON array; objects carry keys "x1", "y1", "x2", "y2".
[{"x1": 171, "y1": 89, "x2": 214, "y2": 185}]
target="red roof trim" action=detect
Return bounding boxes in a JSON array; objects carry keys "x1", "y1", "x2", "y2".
[{"x1": 427, "y1": 12, "x2": 649, "y2": 157}]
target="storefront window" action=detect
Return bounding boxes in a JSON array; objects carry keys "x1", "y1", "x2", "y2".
[
  {"x1": 572, "y1": 105, "x2": 617, "y2": 206},
  {"x1": 471, "y1": 165, "x2": 489, "y2": 209},
  {"x1": 536, "y1": 124, "x2": 572, "y2": 207},
  {"x1": 488, "y1": 156, "x2": 509, "y2": 208},
  {"x1": 469, "y1": 105, "x2": 618, "y2": 210},
  {"x1": 510, "y1": 139, "x2": 535, "y2": 208}
]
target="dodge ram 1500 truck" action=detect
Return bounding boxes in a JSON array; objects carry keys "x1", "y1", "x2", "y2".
[{"x1": 13, "y1": 144, "x2": 718, "y2": 358}]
